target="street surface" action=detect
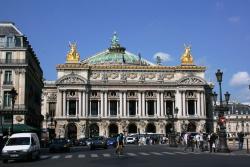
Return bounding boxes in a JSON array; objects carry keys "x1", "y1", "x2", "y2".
[{"x1": 1, "y1": 145, "x2": 250, "y2": 167}]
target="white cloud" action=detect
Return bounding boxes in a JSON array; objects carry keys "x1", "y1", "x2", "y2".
[
  {"x1": 228, "y1": 16, "x2": 240, "y2": 23},
  {"x1": 230, "y1": 71, "x2": 250, "y2": 87},
  {"x1": 153, "y1": 52, "x2": 172, "y2": 63}
]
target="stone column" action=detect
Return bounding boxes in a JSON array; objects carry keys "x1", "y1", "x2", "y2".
[
  {"x1": 145, "y1": 100, "x2": 148, "y2": 117},
  {"x1": 175, "y1": 90, "x2": 182, "y2": 117},
  {"x1": 201, "y1": 92, "x2": 205, "y2": 117},
  {"x1": 79, "y1": 91, "x2": 82, "y2": 117},
  {"x1": 85, "y1": 91, "x2": 89, "y2": 117},
  {"x1": 62, "y1": 91, "x2": 66, "y2": 117},
  {"x1": 136, "y1": 100, "x2": 138, "y2": 115},
  {"x1": 142, "y1": 92, "x2": 145, "y2": 117},
  {"x1": 56, "y1": 90, "x2": 62, "y2": 117},
  {"x1": 98, "y1": 100, "x2": 100, "y2": 116},
  {"x1": 104, "y1": 91, "x2": 108, "y2": 117},
  {"x1": 157, "y1": 92, "x2": 160, "y2": 117},
  {"x1": 186, "y1": 100, "x2": 189, "y2": 116},
  {"x1": 76, "y1": 100, "x2": 79, "y2": 116},
  {"x1": 197, "y1": 91, "x2": 201, "y2": 116},
  {"x1": 123, "y1": 92, "x2": 127, "y2": 117},
  {"x1": 195, "y1": 100, "x2": 197, "y2": 115},
  {"x1": 82, "y1": 91, "x2": 86, "y2": 117},
  {"x1": 160, "y1": 92, "x2": 164, "y2": 117},
  {"x1": 66, "y1": 100, "x2": 69, "y2": 116},
  {"x1": 154, "y1": 100, "x2": 157, "y2": 117},
  {"x1": 119, "y1": 92, "x2": 123, "y2": 117},
  {"x1": 138, "y1": 92, "x2": 142, "y2": 117},
  {"x1": 101, "y1": 91, "x2": 104, "y2": 117}
]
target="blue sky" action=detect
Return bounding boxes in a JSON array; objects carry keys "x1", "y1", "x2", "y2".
[{"x1": 1, "y1": 0, "x2": 250, "y2": 103}]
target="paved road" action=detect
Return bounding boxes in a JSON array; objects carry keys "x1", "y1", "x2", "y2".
[{"x1": 1, "y1": 145, "x2": 250, "y2": 167}]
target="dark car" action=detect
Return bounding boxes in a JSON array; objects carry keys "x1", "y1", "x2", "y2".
[
  {"x1": 107, "y1": 137, "x2": 117, "y2": 147},
  {"x1": 89, "y1": 136, "x2": 108, "y2": 150},
  {"x1": 49, "y1": 139, "x2": 70, "y2": 153},
  {"x1": 78, "y1": 138, "x2": 87, "y2": 146}
]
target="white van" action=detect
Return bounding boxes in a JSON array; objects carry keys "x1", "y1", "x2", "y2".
[{"x1": 1, "y1": 133, "x2": 40, "y2": 163}]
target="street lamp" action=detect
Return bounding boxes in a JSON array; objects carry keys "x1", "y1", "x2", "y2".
[
  {"x1": 211, "y1": 69, "x2": 230, "y2": 152},
  {"x1": 166, "y1": 106, "x2": 178, "y2": 147},
  {"x1": 10, "y1": 87, "x2": 18, "y2": 135}
]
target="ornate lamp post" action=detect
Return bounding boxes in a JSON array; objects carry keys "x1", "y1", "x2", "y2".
[
  {"x1": 10, "y1": 87, "x2": 17, "y2": 135},
  {"x1": 211, "y1": 69, "x2": 230, "y2": 152},
  {"x1": 166, "y1": 107, "x2": 179, "y2": 147}
]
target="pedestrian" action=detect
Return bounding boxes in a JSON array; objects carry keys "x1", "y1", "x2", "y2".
[
  {"x1": 116, "y1": 133, "x2": 125, "y2": 156},
  {"x1": 209, "y1": 133, "x2": 216, "y2": 153},
  {"x1": 238, "y1": 132, "x2": 244, "y2": 150},
  {"x1": 183, "y1": 133, "x2": 189, "y2": 152}
]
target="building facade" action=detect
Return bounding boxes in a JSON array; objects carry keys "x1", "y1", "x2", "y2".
[
  {"x1": 213, "y1": 103, "x2": 250, "y2": 135},
  {"x1": 0, "y1": 22, "x2": 43, "y2": 134},
  {"x1": 42, "y1": 33, "x2": 213, "y2": 139}
]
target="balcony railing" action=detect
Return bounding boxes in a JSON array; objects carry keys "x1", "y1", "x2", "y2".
[
  {"x1": 3, "y1": 80, "x2": 13, "y2": 85},
  {"x1": 0, "y1": 104, "x2": 27, "y2": 110},
  {"x1": 0, "y1": 59, "x2": 27, "y2": 64},
  {"x1": 0, "y1": 42, "x2": 22, "y2": 48}
]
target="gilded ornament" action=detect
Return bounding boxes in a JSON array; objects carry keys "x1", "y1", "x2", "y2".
[
  {"x1": 181, "y1": 44, "x2": 194, "y2": 65},
  {"x1": 66, "y1": 42, "x2": 80, "y2": 63}
]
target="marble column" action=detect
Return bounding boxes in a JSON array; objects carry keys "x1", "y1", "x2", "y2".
[
  {"x1": 86, "y1": 91, "x2": 89, "y2": 117},
  {"x1": 138, "y1": 92, "x2": 142, "y2": 117},
  {"x1": 104, "y1": 91, "x2": 108, "y2": 117},
  {"x1": 82, "y1": 91, "x2": 86, "y2": 117},
  {"x1": 56, "y1": 90, "x2": 62, "y2": 117},
  {"x1": 119, "y1": 92, "x2": 123, "y2": 117},
  {"x1": 136, "y1": 100, "x2": 138, "y2": 115},
  {"x1": 197, "y1": 91, "x2": 201, "y2": 116},
  {"x1": 160, "y1": 92, "x2": 164, "y2": 117},
  {"x1": 66, "y1": 99, "x2": 69, "y2": 116},
  {"x1": 123, "y1": 92, "x2": 127, "y2": 117},
  {"x1": 101, "y1": 91, "x2": 104, "y2": 117},
  {"x1": 175, "y1": 90, "x2": 182, "y2": 117},
  {"x1": 195, "y1": 100, "x2": 197, "y2": 115},
  {"x1": 142, "y1": 92, "x2": 145, "y2": 117},
  {"x1": 62, "y1": 91, "x2": 66, "y2": 117},
  {"x1": 79, "y1": 91, "x2": 82, "y2": 117},
  {"x1": 157, "y1": 92, "x2": 160, "y2": 117}
]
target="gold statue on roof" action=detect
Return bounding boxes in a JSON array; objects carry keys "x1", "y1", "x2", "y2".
[
  {"x1": 66, "y1": 42, "x2": 80, "y2": 63},
  {"x1": 181, "y1": 44, "x2": 194, "y2": 65}
]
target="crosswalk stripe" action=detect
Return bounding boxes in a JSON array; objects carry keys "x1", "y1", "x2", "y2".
[
  {"x1": 175, "y1": 152, "x2": 188, "y2": 155},
  {"x1": 51, "y1": 155, "x2": 60, "y2": 159},
  {"x1": 139, "y1": 152, "x2": 150, "y2": 155},
  {"x1": 78, "y1": 154, "x2": 86, "y2": 158},
  {"x1": 150, "y1": 152, "x2": 163, "y2": 156},
  {"x1": 162, "y1": 152, "x2": 175, "y2": 155},
  {"x1": 103, "y1": 153, "x2": 111, "y2": 157},
  {"x1": 127, "y1": 153, "x2": 137, "y2": 156},
  {"x1": 65, "y1": 155, "x2": 72, "y2": 159},
  {"x1": 91, "y1": 154, "x2": 98, "y2": 158}
]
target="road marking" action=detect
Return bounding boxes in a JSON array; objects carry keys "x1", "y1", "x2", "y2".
[
  {"x1": 150, "y1": 152, "x2": 163, "y2": 156},
  {"x1": 65, "y1": 155, "x2": 72, "y2": 159},
  {"x1": 103, "y1": 153, "x2": 111, "y2": 157},
  {"x1": 51, "y1": 155, "x2": 60, "y2": 159},
  {"x1": 78, "y1": 154, "x2": 86, "y2": 158},
  {"x1": 127, "y1": 153, "x2": 137, "y2": 156},
  {"x1": 189, "y1": 152, "x2": 201, "y2": 154},
  {"x1": 175, "y1": 152, "x2": 188, "y2": 155},
  {"x1": 162, "y1": 152, "x2": 175, "y2": 155},
  {"x1": 91, "y1": 154, "x2": 98, "y2": 158},
  {"x1": 139, "y1": 152, "x2": 150, "y2": 155}
]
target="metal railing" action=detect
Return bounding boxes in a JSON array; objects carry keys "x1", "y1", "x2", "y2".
[
  {"x1": 0, "y1": 42, "x2": 22, "y2": 48},
  {"x1": 0, "y1": 104, "x2": 26, "y2": 110},
  {"x1": 0, "y1": 59, "x2": 27, "y2": 64}
]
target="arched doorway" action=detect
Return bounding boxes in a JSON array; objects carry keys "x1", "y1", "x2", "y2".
[
  {"x1": 67, "y1": 123, "x2": 77, "y2": 139},
  {"x1": 146, "y1": 123, "x2": 156, "y2": 133},
  {"x1": 165, "y1": 123, "x2": 173, "y2": 134},
  {"x1": 108, "y1": 123, "x2": 118, "y2": 137},
  {"x1": 187, "y1": 122, "x2": 196, "y2": 132},
  {"x1": 89, "y1": 123, "x2": 99, "y2": 137},
  {"x1": 128, "y1": 123, "x2": 137, "y2": 134}
]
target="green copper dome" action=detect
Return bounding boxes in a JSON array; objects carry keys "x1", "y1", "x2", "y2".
[{"x1": 81, "y1": 32, "x2": 155, "y2": 66}]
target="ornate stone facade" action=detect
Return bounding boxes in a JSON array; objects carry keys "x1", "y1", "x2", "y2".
[{"x1": 42, "y1": 33, "x2": 212, "y2": 139}]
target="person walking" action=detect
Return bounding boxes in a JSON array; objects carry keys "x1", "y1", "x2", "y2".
[
  {"x1": 238, "y1": 132, "x2": 244, "y2": 150},
  {"x1": 209, "y1": 133, "x2": 216, "y2": 153},
  {"x1": 116, "y1": 133, "x2": 125, "y2": 156}
]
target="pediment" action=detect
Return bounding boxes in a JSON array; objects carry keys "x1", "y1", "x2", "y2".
[
  {"x1": 178, "y1": 76, "x2": 206, "y2": 85},
  {"x1": 56, "y1": 73, "x2": 86, "y2": 85}
]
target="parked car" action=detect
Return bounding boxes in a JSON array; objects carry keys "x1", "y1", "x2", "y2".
[
  {"x1": 1, "y1": 133, "x2": 40, "y2": 163},
  {"x1": 85, "y1": 138, "x2": 92, "y2": 146},
  {"x1": 49, "y1": 138, "x2": 70, "y2": 153},
  {"x1": 78, "y1": 138, "x2": 87, "y2": 146},
  {"x1": 126, "y1": 137, "x2": 136, "y2": 144},
  {"x1": 107, "y1": 137, "x2": 117, "y2": 147},
  {"x1": 89, "y1": 136, "x2": 108, "y2": 150}
]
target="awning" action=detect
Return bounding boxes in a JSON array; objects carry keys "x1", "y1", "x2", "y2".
[{"x1": 0, "y1": 124, "x2": 40, "y2": 133}]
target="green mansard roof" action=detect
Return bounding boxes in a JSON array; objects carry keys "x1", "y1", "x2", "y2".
[{"x1": 81, "y1": 32, "x2": 155, "y2": 66}]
